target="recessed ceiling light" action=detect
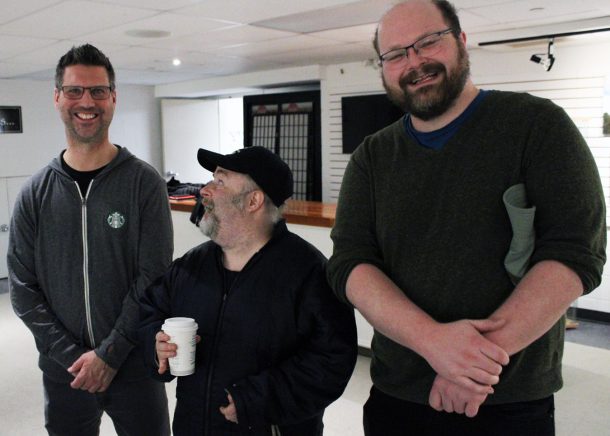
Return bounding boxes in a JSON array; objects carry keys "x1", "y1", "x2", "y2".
[
  {"x1": 125, "y1": 29, "x2": 171, "y2": 38},
  {"x1": 172, "y1": 58, "x2": 181, "y2": 66}
]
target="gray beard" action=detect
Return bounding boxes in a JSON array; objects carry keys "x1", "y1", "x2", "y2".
[{"x1": 198, "y1": 212, "x2": 219, "y2": 240}]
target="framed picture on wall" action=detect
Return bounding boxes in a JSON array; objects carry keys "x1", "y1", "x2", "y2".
[{"x1": 0, "y1": 106, "x2": 23, "y2": 133}]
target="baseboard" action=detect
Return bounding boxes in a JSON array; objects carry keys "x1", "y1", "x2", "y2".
[{"x1": 571, "y1": 307, "x2": 610, "y2": 324}]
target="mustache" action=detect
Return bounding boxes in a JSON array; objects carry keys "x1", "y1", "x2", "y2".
[
  {"x1": 399, "y1": 62, "x2": 446, "y2": 88},
  {"x1": 202, "y1": 199, "x2": 214, "y2": 212}
]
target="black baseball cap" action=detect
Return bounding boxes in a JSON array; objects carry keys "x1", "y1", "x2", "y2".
[{"x1": 197, "y1": 146, "x2": 293, "y2": 207}]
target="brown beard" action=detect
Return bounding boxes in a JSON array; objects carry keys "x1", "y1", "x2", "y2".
[{"x1": 383, "y1": 41, "x2": 470, "y2": 121}]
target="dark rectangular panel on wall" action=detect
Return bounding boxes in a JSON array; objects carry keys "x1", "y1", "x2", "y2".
[{"x1": 341, "y1": 93, "x2": 404, "y2": 154}]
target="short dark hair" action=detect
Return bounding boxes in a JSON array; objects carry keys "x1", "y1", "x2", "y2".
[
  {"x1": 55, "y1": 44, "x2": 115, "y2": 90},
  {"x1": 373, "y1": 0, "x2": 462, "y2": 55}
]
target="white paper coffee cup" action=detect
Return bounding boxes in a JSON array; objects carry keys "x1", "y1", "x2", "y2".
[{"x1": 162, "y1": 317, "x2": 198, "y2": 376}]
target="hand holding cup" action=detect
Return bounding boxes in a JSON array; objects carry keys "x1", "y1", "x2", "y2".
[
  {"x1": 157, "y1": 317, "x2": 199, "y2": 376},
  {"x1": 155, "y1": 331, "x2": 177, "y2": 375}
]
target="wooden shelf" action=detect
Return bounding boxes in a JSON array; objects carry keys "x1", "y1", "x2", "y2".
[{"x1": 169, "y1": 198, "x2": 336, "y2": 228}]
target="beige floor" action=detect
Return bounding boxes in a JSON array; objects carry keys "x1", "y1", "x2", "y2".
[{"x1": 1, "y1": 291, "x2": 609, "y2": 436}]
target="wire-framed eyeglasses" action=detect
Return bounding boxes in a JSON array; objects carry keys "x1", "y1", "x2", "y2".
[
  {"x1": 379, "y1": 28, "x2": 453, "y2": 68},
  {"x1": 60, "y1": 86, "x2": 113, "y2": 100}
]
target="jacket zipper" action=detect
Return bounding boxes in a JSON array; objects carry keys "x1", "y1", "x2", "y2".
[
  {"x1": 77, "y1": 180, "x2": 96, "y2": 348},
  {"x1": 203, "y1": 249, "x2": 268, "y2": 436},
  {"x1": 203, "y1": 251, "x2": 263, "y2": 436},
  {"x1": 204, "y1": 288, "x2": 230, "y2": 436}
]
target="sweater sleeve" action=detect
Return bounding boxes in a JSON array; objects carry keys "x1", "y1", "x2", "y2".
[
  {"x1": 327, "y1": 142, "x2": 387, "y2": 304},
  {"x1": 228, "y1": 263, "x2": 358, "y2": 428},
  {"x1": 8, "y1": 183, "x2": 87, "y2": 370},
  {"x1": 95, "y1": 170, "x2": 174, "y2": 369},
  {"x1": 137, "y1": 263, "x2": 178, "y2": 383},
  {"x1": 524, "y1": 100, "x2": 606, "y2": 293}
]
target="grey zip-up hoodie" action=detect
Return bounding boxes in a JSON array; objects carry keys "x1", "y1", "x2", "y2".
[{"x1": 8, "y1": 146, "x2": 173, "y2": 382}]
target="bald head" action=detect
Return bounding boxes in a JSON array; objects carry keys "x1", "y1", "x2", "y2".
[{"x1": 373, "y1": 0, "x2": 461, "y2": 56}]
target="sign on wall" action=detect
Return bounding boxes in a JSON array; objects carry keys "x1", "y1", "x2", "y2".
[{"x1": 0, "y1": 106, "x2": 22, "y2": 133}]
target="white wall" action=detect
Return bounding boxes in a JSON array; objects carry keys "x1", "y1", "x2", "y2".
[
  {"x1": 109, "y1": 84, "x2": 163, "y2": 171},
  {"x1": 161, "y1": 97, "x2": 244, "y2": 185},
  {"x1": 0, "y1": 79, "x2": 163, "y2": 178},
  {"x1": 0, "y1": 79, "x2": 65, "y2": 179}
]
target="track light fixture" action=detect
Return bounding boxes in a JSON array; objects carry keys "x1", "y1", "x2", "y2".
[
  {"x1": 478, "y1": 27, "x2": 610, "y2": 72},
  {"x1": 530, "y1": 38, "x2": 555, "y2": 71}
]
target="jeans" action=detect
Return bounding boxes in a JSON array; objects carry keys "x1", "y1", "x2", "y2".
[
  {"x1": 363, "y1": 386, "x2": 555, "y2": 436},
  {"x1": 43, "y1": 374, "x2": 170, "y2": 436}
]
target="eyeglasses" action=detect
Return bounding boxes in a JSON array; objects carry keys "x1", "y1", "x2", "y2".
[
  {"x1": 60, "y1": 86, "x2": 113, "y2": 100},
  {"x1": 379, "y1": 28, "x2": 453, "y2": 68}
]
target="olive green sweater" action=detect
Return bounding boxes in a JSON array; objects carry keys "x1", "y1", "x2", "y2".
[{"x1": 327, "y1": 90, "x2": 606, "y2": 404}]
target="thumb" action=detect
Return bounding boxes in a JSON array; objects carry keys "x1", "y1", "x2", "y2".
[
  {"x1": 470, "y1": 318, "x2": 505, "y2": 333},
  {"x1": 158, "y1": 358, "x2": 168, "y2": 375}
]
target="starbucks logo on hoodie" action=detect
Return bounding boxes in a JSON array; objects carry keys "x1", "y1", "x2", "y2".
[{"x1": 107, "y1": 212, "x2": 125, "y2": 229}]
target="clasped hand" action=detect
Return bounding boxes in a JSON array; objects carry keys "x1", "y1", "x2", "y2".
[
  {"x1": 423, "y1": 318, "x2": 509, "y2": 417},
  {"x1": 68, "y1": 350, "x2": 117, "y2": 393}
]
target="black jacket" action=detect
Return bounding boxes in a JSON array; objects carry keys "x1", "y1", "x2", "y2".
[{"x1": 139, "y1": 221, "x2": 357, "y2": 436}]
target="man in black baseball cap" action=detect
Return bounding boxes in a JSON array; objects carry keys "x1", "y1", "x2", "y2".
[
  {"x1": 139, "y1": 146, "x2": 357, "y2": 436},
  {"x1": 197, "y1": 146, "x2": 293, "y2": 207}
]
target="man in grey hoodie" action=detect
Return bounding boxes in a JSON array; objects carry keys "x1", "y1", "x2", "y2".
[{"x1": 7, "y1": 44, "x2": 173, "y2": 436}]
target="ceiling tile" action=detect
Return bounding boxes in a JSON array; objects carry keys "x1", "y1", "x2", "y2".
[
  {"x1": 309, "y1": 23, "x2": 377, "y2": 44},
  {"x1": 468, "y1": 0, "x2": 601, "y2": 27},
  {"x1": 0, "y1": 0, "x2": 158, "y2": 39},
  {"x1": 1, "y1": 0, "x2": 609, "y2": 86},
  {"x1": 7, "y1": 40, "x2": 129, "y2": 68},
  {"x1": 87, "y1": 0, "x2": 201, "y2": 12},
  {"x1": 216, "y1": 35, "x2": 344, "y2": 57},
  {"x1": 251, "y1": 0, "x2": 393, "y2": 33},
  {"x1": 174, "y1": 0, "x2": 361, "y2": 24},
  {"x1": 0, "y1": 62, "x2": 52, "y2": 79},
  {"x1": 79, "y1": 11, "x2": 235, "y2": 45},
  {"x1": 0, "y1": 35, "x2": 59, "y2": 60},
  {"x1": 139, "y1": 24, "x2": 297, "y2": 52},
  {"x1": 114, "y1": 68, "x2": 217, "y2": 85},
  {"x1": 257, "y1": 42, "x2": 375, "y2": 66},
  {"x1": 0, "y1": 0, "x2": 61, "y2": 25}
]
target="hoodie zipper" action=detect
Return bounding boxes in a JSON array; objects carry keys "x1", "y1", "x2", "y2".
[{"x1": 77, "y1": 180, "x2": 96, "y2": 348}]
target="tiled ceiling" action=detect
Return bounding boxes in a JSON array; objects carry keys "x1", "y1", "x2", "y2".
[{"x1": 1, "y1": 0, "x2": 610, "y2": 86}]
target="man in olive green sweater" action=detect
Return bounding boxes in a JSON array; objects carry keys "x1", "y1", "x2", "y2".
[{"x1": 327, "y1": 1, "x2": 606, "y2": 435}]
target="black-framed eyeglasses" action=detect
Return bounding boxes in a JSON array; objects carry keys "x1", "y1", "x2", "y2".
[
  {"x1": 379, "y1": 28, "x2": 453, "y2": 67},
  {"x1": 60, "y1": 86, "x2": 113, "y2": 100}
]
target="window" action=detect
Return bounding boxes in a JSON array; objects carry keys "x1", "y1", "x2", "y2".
[{"x1": 244, "y1": 91, "x2": 321, "y2": 201}]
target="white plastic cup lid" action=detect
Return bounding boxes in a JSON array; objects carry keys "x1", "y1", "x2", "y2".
[{"x1": 162, "y1": 317, "x2": 198, "y2": 331}]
